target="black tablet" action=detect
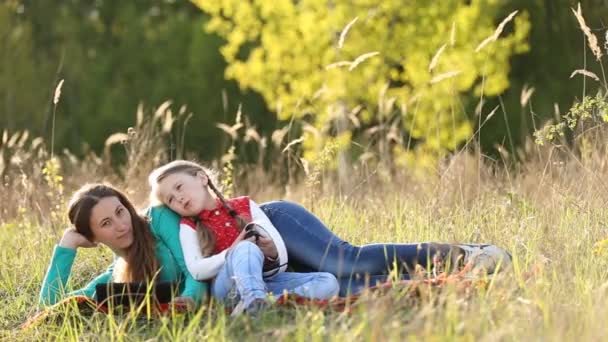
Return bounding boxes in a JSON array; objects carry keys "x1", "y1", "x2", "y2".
[{"x1": 95, "y1": 282, "x2": 177, "y2": 307}]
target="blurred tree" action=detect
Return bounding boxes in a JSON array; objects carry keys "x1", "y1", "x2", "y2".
[
  {"x1": 0, "y1": 1, "x2": 54, "y2": 133},
  {"x1": 481, "y1": 0, "x2": 608, "y2": 155},
  {"x1": 192, "y1": 0, "x2": 530, "y2": 167},
  {"x1": 3, "y1": 0, "x2": 606, "y2": 170},
  {"x1": 0, "y1": 0, "x2": 272, "y2": 160}
]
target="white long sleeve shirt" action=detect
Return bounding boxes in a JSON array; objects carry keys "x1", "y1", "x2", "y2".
[{"x1": 179, "y1": 199, "x2": 288, "y2": 280}]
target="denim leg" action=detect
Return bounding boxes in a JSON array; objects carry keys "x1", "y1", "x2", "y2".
[
  {"x1": 265, "y1": 272, "x2": 339, "y2": 299},
  {"x1": 211, "y1": 241, "x2": 267, "y2": 308},
  {"x1": 211, "y1": 259, "x2": 236, "y2": 303},
  {"x1": 260, "y1": 201, "x2": 462, "y2": 281},
  {"x1": 337, "y1": 274, "x2": 415, "y2": 296}
]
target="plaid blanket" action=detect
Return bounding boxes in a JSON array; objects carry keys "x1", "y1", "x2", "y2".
[{"x1": 22, "y1": 265, "x2": 487, "y2": 329}]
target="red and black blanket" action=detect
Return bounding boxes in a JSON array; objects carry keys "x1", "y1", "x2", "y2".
[{"x1": 21, "y1": 269, "x2": 482, "y2": 329}]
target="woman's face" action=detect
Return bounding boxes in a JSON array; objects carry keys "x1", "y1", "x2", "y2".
[
  {"x1": 157, "y1": 171, "x2": 213, "y2": 217},
  {"x1": 89, "y1": 196, "x2": 134, "y2": 252}
]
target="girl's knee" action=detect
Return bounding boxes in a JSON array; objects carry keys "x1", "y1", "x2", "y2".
[
  {"x1": 318, "y1": 272, "x2": 340, "y2": 298},
  {"x1": 230, "y1": 240, "x2": 263, "y2": 258},
  {"x1": 236, "y1": 240, "x2": 257, "y2": 248}
]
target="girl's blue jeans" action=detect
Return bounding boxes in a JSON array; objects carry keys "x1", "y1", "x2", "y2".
[
  {"x1": 260, "y1": 200, "x2": 464, "y2": 296},
  {"x1": 211, "y1": 241, "x2": 339, "y2": 308}
]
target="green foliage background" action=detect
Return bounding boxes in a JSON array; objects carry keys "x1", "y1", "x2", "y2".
[
  {"x1": 194, "y1": 0, "x2": 529, "y2": 164},
  {"x1": 1, "y1": 0, "x2": 606, "y2": 163},
  {"x1": 0, "y1": 0, "x2": 272, "y2": 159}
]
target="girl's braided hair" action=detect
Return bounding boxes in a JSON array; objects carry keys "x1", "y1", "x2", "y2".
[{"x1": 149, "y1": 160, "x2": 249, "y2": 256}]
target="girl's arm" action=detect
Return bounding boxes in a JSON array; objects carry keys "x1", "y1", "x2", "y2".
[
  {"x1": 148, "y1": 206, "x2": 208, "y2": 304},
  {"x1": 179, "y1": 225, "x2": 228, "y2": 280},
  {"x1": 38, "y1": 244, "x2": 113, "y2": 307},
  {"x1": 249, "y1": 200, "x2": 288, "y2": 274},
  {"x1": 182, "y1": 199, "x2": 289, "y2": 279},
  {"x1": 170, "y1": 199, "x2": 286, "y2": 281}
]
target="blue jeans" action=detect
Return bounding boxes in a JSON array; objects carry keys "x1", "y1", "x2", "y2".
[
  {"x1": 212, "y1": 241, "x2": 339, "y2": 308},
  {"x1": 260, "y1": 201, "x2": 464, "y2": 296}
]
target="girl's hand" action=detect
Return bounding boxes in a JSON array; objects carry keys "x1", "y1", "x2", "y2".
[
  {"x1": 230, "y1": 228, "x2": 256, "y2": 249},
  {"x1": 256, "y1": 237, "x2": 278, "y2": 260},
  {"x1": 170, "y1": 296, "x2": 196, "y2": 312},
  {"x1": 58, "y1": 227, "x2": 98, "y2": 250}
]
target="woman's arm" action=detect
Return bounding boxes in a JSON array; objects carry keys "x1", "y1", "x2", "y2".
[
  {"x1": 38, "y1": 244, "x2": 113, "y2": 307},
  {"x1": 147, "y1": 206, "x2": 208, "y2": 304}
]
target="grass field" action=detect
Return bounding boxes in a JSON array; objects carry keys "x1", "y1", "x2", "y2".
[{"x1": 1, "y1": 139, "x2": 608, "y2": 341}]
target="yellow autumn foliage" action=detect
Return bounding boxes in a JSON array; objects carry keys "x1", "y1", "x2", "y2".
[{"x1": 192, "y1": 0, "x2": 530, "y2": 165}]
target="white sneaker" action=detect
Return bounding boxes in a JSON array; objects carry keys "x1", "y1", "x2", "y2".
[{"x1": 456, "y1": 244, "x2": 512, "y2": 275}]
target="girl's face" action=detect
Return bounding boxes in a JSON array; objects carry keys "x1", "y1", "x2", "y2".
[
  {"x1": 89, "y1": 196, "x2": 134, "y2": 253},
  {"x1": 157, "y1": 171, "x2": 215, "y2": 217}
]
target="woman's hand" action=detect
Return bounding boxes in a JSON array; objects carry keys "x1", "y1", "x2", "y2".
[
  {"x1": 58, "y1": 227, "x2": 98, "y2": 250},
  {"x1": 170, "y1": 296, "x2": 196, "y2": 312}
]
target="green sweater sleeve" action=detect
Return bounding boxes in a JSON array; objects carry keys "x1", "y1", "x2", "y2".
[
  {"x1": 147, "y1": 206, "x2": 208, "y2": 305},
  {"x1": 38, "y1": 245, "x2": 114, "y2": 307}
]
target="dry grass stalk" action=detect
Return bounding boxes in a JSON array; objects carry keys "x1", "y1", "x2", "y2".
[
  {"x1": 430, "y1": 70, "x2": 462, "y2": 84},
  {"x1": 475, "y1": 10, "x2": 518, "y2": 53},
  {"x1": 154, "y1": 100, "x2": 172, "y2": 121},
  {"x1": 271, "y1": 125, "x2": 290, "y2": 147},
  {"x1": 216, "y1": 122, "x2": 243, "y2": 140},
  {"x1": 53, "y1": 79, "x2": 64, "y2": 105},
  {"x1": 7, "y1": 131, "x2": 20, "y2": 148},
  {"x1": 51, "y1": 79, "x2": 65, "y2": 158},
  {"x1": 349, "y1": 51, "x2": 380, "y2": 71},
  {"x1": 570, "y1": 69, "x2": 601, "y2": 82},
  {"x1": 325, "y1": 61, "x2": 352, "y2": 70},
  {"x1": 450, "y1": 21, "x2": 456, "y2": 46},
  {"x1": 103, "y1": 132, "x2": 129, "y2": 163},
  {"x1": 572, "y1": 3, "x2": 603, "y2": 61},
  {"x1": 282, "y1": 137, "x2": 304, "y2": 153},
  {"x1": 326, "y1": 51, "x2": 380, "y2": 71},
  {"x1": 520, "y1": 85, "x2": 535, "y2": 107},
  {"x1": 302, "y1": 123, "x2": 320, "y2": 137},
  {"x1": 136, "y1": 103, "x2": 144, "y2": 126},
  {"x1": 244, "y1": 127, "x2": 262, "y2": 143},
  {"x1": 429, "y1": 44, "x2": 447, "y2": 72},
  {"x1": 162, "y1": 110, "x2": 174, "y2": 133},
  {"x1": 482, "y1": 105, "x2": 499, "y2": 125},
  {"x1": 348, "y1": 110, "x2": 361, "y2": 128},
  {"x1": 104, "y1": 133, "x2": 129, "y2": 147},
  {"x1": 338, "y1": 16, "x2": 358, "y2": 49}
]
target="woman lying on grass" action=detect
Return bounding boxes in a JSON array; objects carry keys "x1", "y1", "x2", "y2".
[
  {"x1": 148, "y1": 160, "x2": 513, "y2": 306},
  {"x1": 39, "y1": 183, "x2": 206, "y2": 311}
]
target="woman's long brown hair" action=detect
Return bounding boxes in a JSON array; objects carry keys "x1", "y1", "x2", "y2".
[
  {"x1": 67, "y1": 183, "x2": 159, "y2": 282},
  {"x1": 149, "y1": 160, "x2": 249, "y2": 256}
]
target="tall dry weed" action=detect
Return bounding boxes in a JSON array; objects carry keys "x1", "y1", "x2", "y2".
[
  {"x1": 475, "y1": 10, "x2": 519, "y2": 53},
  {"x1": 572, "y1": 3, "x2": 603, "y2": 61}
]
